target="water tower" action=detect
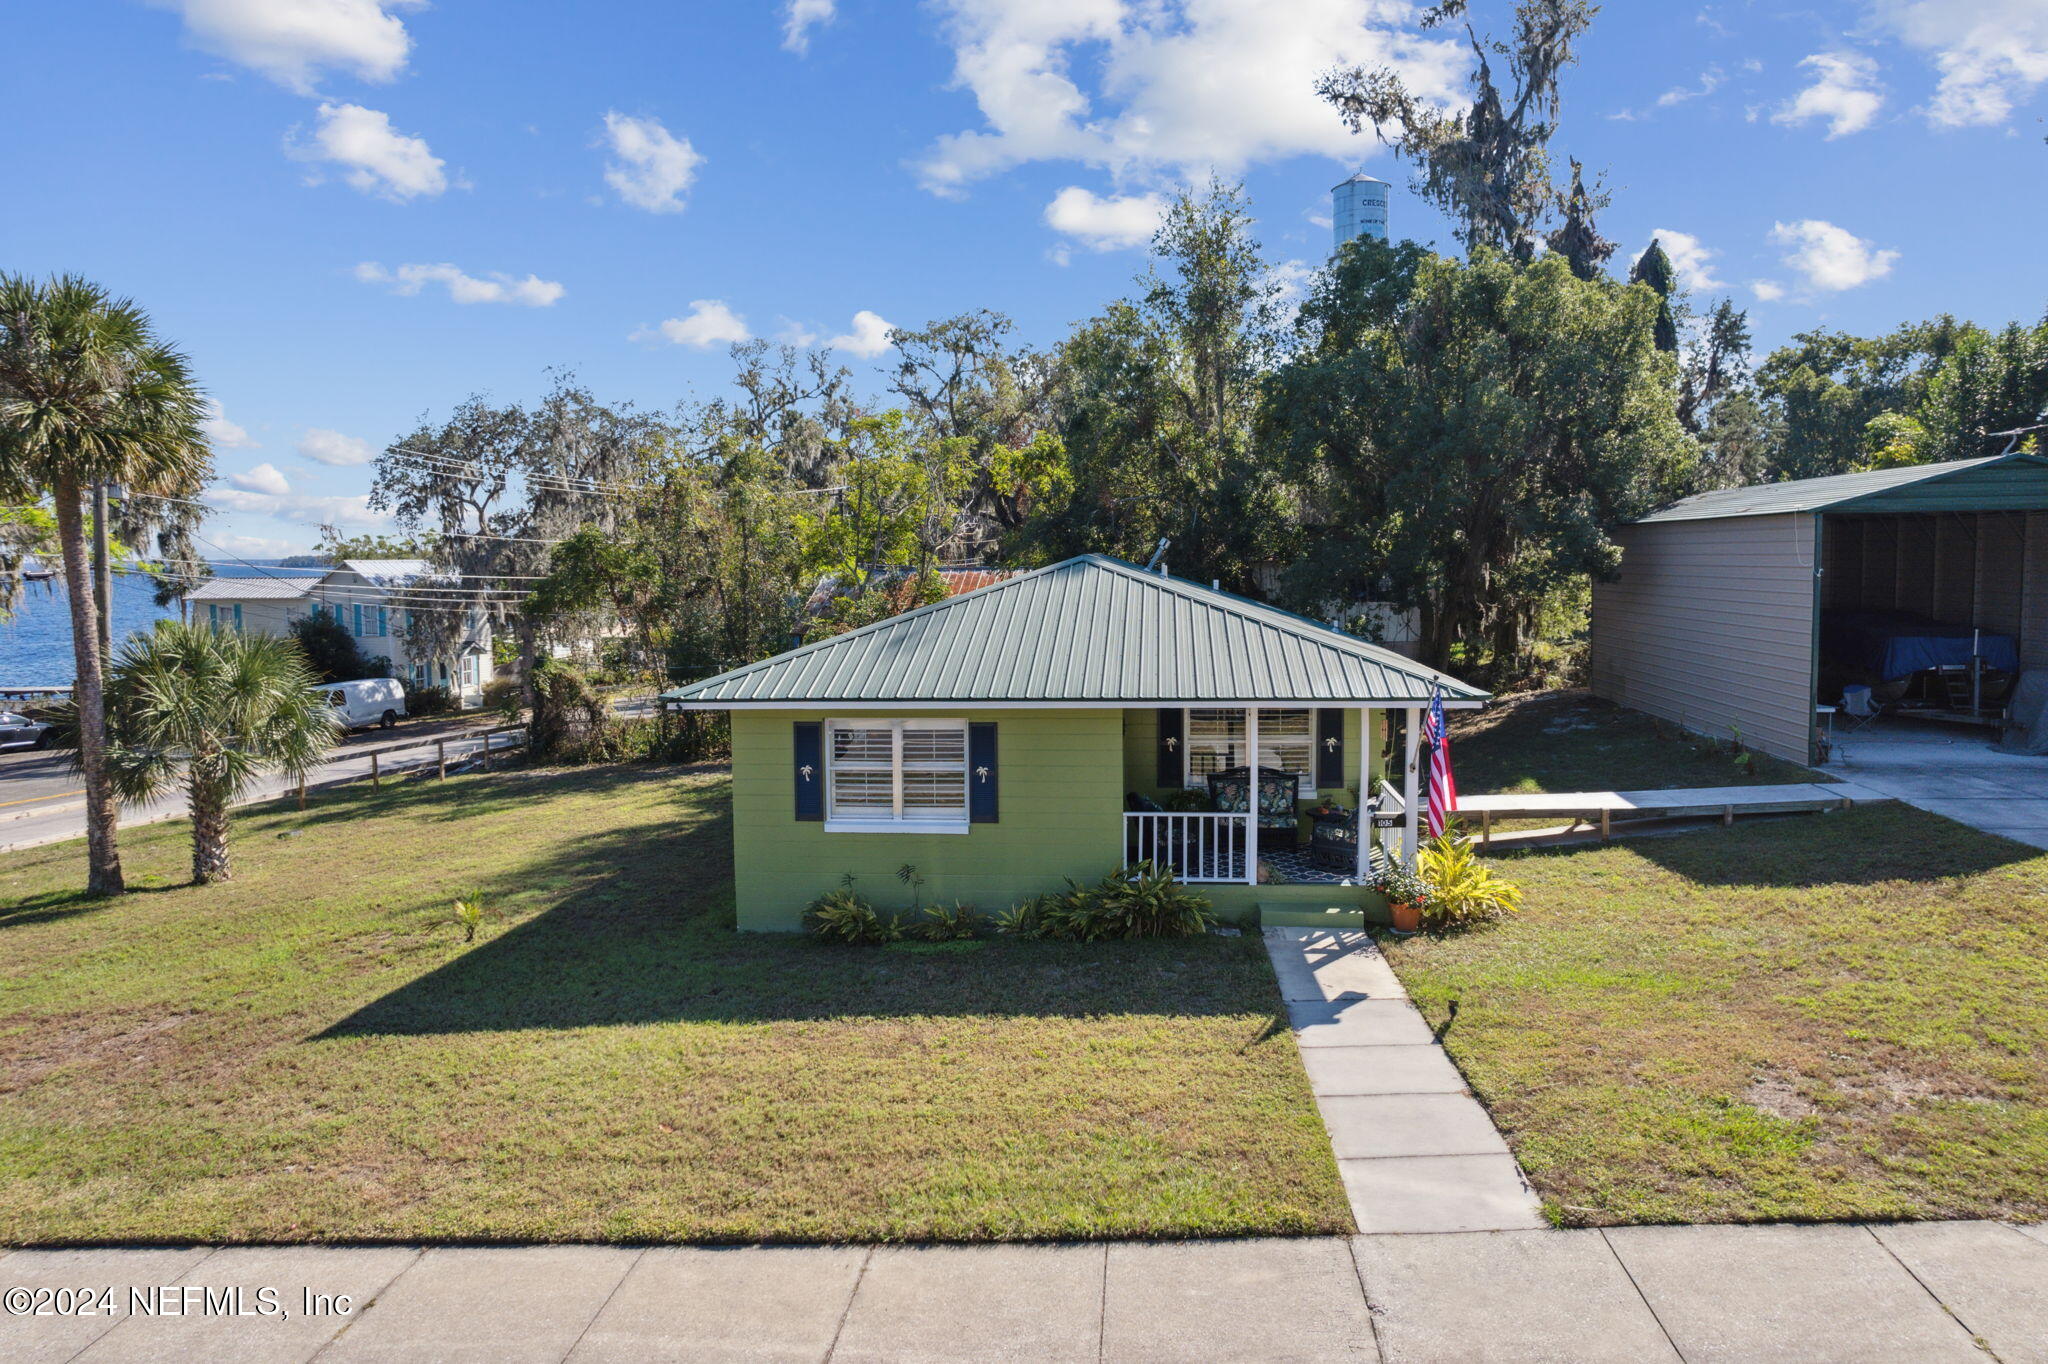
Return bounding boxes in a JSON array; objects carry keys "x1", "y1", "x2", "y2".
[{"x1": 1332, "y1": 172, "x2": 1389, "y2": 252}]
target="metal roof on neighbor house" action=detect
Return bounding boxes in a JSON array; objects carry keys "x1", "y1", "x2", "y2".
[
  {"x1": 664, "y1": 555, "x2": 1487, "y2": 707},
  {"x1": 1635, "y1": 453, "x2": 2048, "y2": 523},
  {"x1": 184, "y1": 577, "x2": 316, "y2": 601},
  {"x1": 338, "y1": 559, "x2": 453, "y2": 587}
]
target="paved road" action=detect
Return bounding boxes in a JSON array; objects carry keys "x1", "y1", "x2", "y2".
[
  {"x1": 2, "y1": 1222, "x2": 2043, "y2": 1362},
  {"x1": 0, "y1": 721, "x2": 525, "y2": 855}
]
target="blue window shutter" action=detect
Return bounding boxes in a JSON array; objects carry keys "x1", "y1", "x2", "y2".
[
  {"x1": 377, "y1": 606, "x2": 388, "y2": 637},
  {"x1": 1155, "y1": 708, "x2": 1183, "y2": 787},
  {"x1": 353, "y1": 604, "x2": 363, "y2": 636},
  {"x1": 969, "y1": 723, "x2": 998, "y2": 823},
  {"x1": 1316, "y1": 708, "x2": 1345, "y2": 789},
  {"x1": 207, "y1": 604, "x2": 217, "y2": 625},
  {"x1": 793, "y1": 722, "x2": 823, "y2": 821},
  {"x1": 233, "y1": 604, "x2": 243, "y2": 630}
]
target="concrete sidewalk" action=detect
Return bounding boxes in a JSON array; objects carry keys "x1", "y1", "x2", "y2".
[{"x1": 5, "y1": 1223, "x2": 2045, "y2": 1362}]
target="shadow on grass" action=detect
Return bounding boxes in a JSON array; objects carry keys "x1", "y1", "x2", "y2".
[
  {"x1": 1506, "y1": 802, "x2": 2034, "y2": 889},
  {"x1": 319, "y1": 769, "x2": 1270, "y2": 1037}
]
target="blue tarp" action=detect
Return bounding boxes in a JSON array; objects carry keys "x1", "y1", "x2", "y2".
[{"x1": 1822, "y1": 610, "x2": 2020, "y2": 682}]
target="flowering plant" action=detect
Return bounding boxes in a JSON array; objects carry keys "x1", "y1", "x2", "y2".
[{"x1": 1370, "y1": 862, "x2": 1430, "y2": 911}]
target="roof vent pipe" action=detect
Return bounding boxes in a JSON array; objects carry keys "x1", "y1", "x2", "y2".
[{"x1": 1145, "y1": 538, "x2": 1170, "y2": 574}]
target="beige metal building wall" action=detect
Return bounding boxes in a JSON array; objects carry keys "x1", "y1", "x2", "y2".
[{"x1": 1590, "y1": 512, "x2": 1818, "y2": 763}]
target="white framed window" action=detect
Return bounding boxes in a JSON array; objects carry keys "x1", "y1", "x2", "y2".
[
  {"x1": 826, "y1": 718, "x2": 969, "y2": 832},
  {"x1": 1184, "y1": 708, "x2": 1316, "y2": 792}
]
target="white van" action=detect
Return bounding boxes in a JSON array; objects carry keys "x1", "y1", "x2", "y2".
[{"x1": 324, "y1": 678, "x2": 407, "y2": 732}]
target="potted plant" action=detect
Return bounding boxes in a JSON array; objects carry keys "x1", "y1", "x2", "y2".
[{"x1": 1371, "y1": 863, "x2": 1430, "y2": 934}]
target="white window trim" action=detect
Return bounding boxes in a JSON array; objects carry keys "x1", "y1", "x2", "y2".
[
  {"x1": 823, "y1": 717, "x2": 971, "y2": 833},
  {"x1": 1183, "y1": 706, "x2": 1318, "y2": 792}
]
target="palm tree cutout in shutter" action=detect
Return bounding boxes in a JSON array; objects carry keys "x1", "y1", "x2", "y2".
[
  {"x1": 800, "y1": 764, "x2": 814, "y2": 781},
  {"x1": 975, "y1": 766, "x2": 990, "y2": 782},
  {"x1": 1325, "y1": 737, "x2": 1339, "y2": 751},
  {"x1": 1164, "y1": 736, "x2": 1177, "y2": 750}
]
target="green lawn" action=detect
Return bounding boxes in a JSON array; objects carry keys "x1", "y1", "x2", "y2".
[
  {"x1": 1384, "y1": 804, "x2": 2048, "y2": 1226},
  {"x1": 1453, "y1": 688, "x2": 1821, "y2": 795},
  {"x1": 0, "y1": 766, "x2": 1348, "y2": 1244}
]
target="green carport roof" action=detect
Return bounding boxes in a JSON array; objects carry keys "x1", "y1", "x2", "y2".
[
  {"x1": 662, "y1": 554, "x2": 1487, "y2": 708},
  {"x1": 1635, "y1": 453, "x2": 2048, "y2": 523}
]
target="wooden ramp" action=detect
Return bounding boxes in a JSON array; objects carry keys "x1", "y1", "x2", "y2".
[{"x1": 1457, "y1": 783, "x2": 1890, "y2": 846}]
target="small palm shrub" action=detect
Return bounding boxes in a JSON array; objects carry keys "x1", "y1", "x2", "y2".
[
  {"x1": 1013, "y1": 863, "x2": 1215, "y2": 941},
  {"x1": 910, "y1": 900, "x2": 982, "y2": 941},
  {"x1": 804, "y1": 885, "x2": 899, "y2": 944},
  {"x1": 1416, "y1": 833, "x2": 1524, "y2": 930},
  {"x1": 452, "y1": 888, "x2": 491, "y2": 942}
]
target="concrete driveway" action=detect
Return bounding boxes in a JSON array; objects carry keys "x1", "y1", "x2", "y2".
[{"x1": 1825, "y1": 716, "x2": 2048, "y2": 849}]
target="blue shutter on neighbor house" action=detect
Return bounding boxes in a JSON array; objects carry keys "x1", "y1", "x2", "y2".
[
  {"x1": 1156, "y1": 708, "x2": 1184, "y2": 787},
  {"x1": 793, "y1": 721, "x2": 823, "y2": 821},
  {"x1": 969, "y1": 722, "x2": 998, "y2": 823},
  {"x1": 1316, "y1": 708, "x2": 1345, "y2": 789},
  {"x1": 353, "y1": 604, "x2": 363, "y2": 636},
  {"x1": 377, "y1": 606, "x2": 389, "y2": 637},
  {"x1": 232, "y1": 604, "x2": 243, "y2": 630}
]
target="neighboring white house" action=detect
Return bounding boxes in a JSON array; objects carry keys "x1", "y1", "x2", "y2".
[{"x1": 183, "y1": 559, "x2": 497, "y2": 705}]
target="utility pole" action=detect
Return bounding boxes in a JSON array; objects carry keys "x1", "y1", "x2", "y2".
[{"x1": 91, "y1": 482, "x2": 114, "y2": 662}]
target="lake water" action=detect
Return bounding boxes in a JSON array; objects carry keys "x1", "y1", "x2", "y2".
[{"x1": 0, "y1": 564, "x2": 324, "y2": 687}]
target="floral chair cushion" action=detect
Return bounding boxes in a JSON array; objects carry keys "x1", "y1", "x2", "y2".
[{"x1": 1206, "y1": 766, "x2": 1300, "y2": 829}]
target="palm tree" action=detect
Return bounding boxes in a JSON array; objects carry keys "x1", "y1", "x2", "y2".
[
  {"x1": 96, "y1": 621, "x2": 338, "y2": 884},
  {"x1": 0, "y1": 275, "x2": 210, "y2": 895}
]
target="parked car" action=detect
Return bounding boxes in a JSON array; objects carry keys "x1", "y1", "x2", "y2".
[
  {"x1": 322, "y1": 678, "x2": 407, "y2": 732},
  {"x1": 0, "y1": 710, "x2": 55, "y2": 751}
]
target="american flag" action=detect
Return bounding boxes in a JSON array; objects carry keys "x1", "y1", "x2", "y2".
[{"x1": 1422, "y1": 683, "x2": 1458, "y2": 838}]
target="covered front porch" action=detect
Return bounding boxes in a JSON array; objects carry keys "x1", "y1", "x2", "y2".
[{"x1": 1117, "y1": 704, "x2": 1447, "y2": 888}]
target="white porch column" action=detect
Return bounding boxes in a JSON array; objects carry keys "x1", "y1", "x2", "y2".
[
  {"x1": 1243, "y1": 706, "x2": 1260, "y2": 885},
  {"x1": 1356, "y1": 706, "x2": 1373, "y2": 883},
  {"x1": 1402, "y1": 705, "x2": 1422, "y2": 867}
]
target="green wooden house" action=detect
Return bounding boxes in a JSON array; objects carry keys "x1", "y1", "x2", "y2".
[{"x1": 662, "y1": 555, "x2": 1487, "y2": 931}]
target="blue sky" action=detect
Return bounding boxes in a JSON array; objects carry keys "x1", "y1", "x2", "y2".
[{"x1": 7, "y1": 0, "x2": 2047, "y2": 556}]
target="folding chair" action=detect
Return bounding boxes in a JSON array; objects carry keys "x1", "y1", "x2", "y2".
[{"x1": 1839, "y1": 684, "x2": 1882, "y2": 733}]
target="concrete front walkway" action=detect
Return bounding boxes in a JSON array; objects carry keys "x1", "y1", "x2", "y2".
[
  {"x1": 1265, "y1": 927, "x2": 1546, "y2": 1235},
  {"x1": 5, "y1": 1223, "x2": 2046, "y2": 1362}
]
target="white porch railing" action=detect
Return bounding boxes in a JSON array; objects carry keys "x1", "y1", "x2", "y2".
[{"x1": 1123, "y1": 811, "x2": 1253, "y2": 884}]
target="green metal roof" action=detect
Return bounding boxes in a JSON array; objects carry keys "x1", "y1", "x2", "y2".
[
  {"x1": 1635, "y1": 454, "x2": 2048, "y2": 523},
  {"x1": 663, "y1": 555, "x2": 1487, "y2": 707}
]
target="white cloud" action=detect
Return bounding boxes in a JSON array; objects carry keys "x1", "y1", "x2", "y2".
[
  {"x1": 156, "y1": 0, "x2": 421, "y2": 94},
  {"x1": 632, "y1": 300, "x2": 752, "y2": 348},
  {"x1": 1750, "y1": 279, "x2": 1788, "y2": 302},
  {"x1": 226, "y1": 462, "x2": 291, "y2": 495},
  {"x1": 355, "y1": 261, "x2": 565, "y2": 307},
  {"x1": 291, "y1": 102, "x2": 447, "y2": 200},
  {"x1": 1044, "y1": 186, "x2": 1168, "y2": 250},
  {"x1": 1772, "y1": 52, "x2": 1885, "y2": 137},
  {"x1": 600, "y1": 112, "x2": 703, "y2": 214},
  {"x1": 1646, "y1": 228, "x2": 1724, "y2": 292},
  {"x1": 783, "y1": 0, "x2": 836, "y2": 54},
  {"x1": 775, "y1": 318, "x2": 822, "y2": 347},
  {"x1": 1265, "y1": 259, "x2": 1316, "y2": 309},
  {"x1": 201, "y1": 399, "x2": 258, "y2": 450},
  {"x1": 1876, "y1": 0, "x2": 2048, "y2": 127},
  {"x1": 1769, "y1": 219, "x2": 1900, "y2": 292},
  {"x1": 204, "y1": 487, "x2": 389, "y2": 528},
  {"x1": 214, "y1": 532, "x2": 302, "y2": 557},
  {"x1": 297, "y1": 428, "x2": 376, "y2": 466},
  {"x1": 825, "y1": 310, "x2": 896, "y2": 358},
  {"x1": 1656, "y1": 66, "x2": 1725, "y2": 108},
  {"x1": 915, "y1": 0, "x2": 1463, "y2": 195}
]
